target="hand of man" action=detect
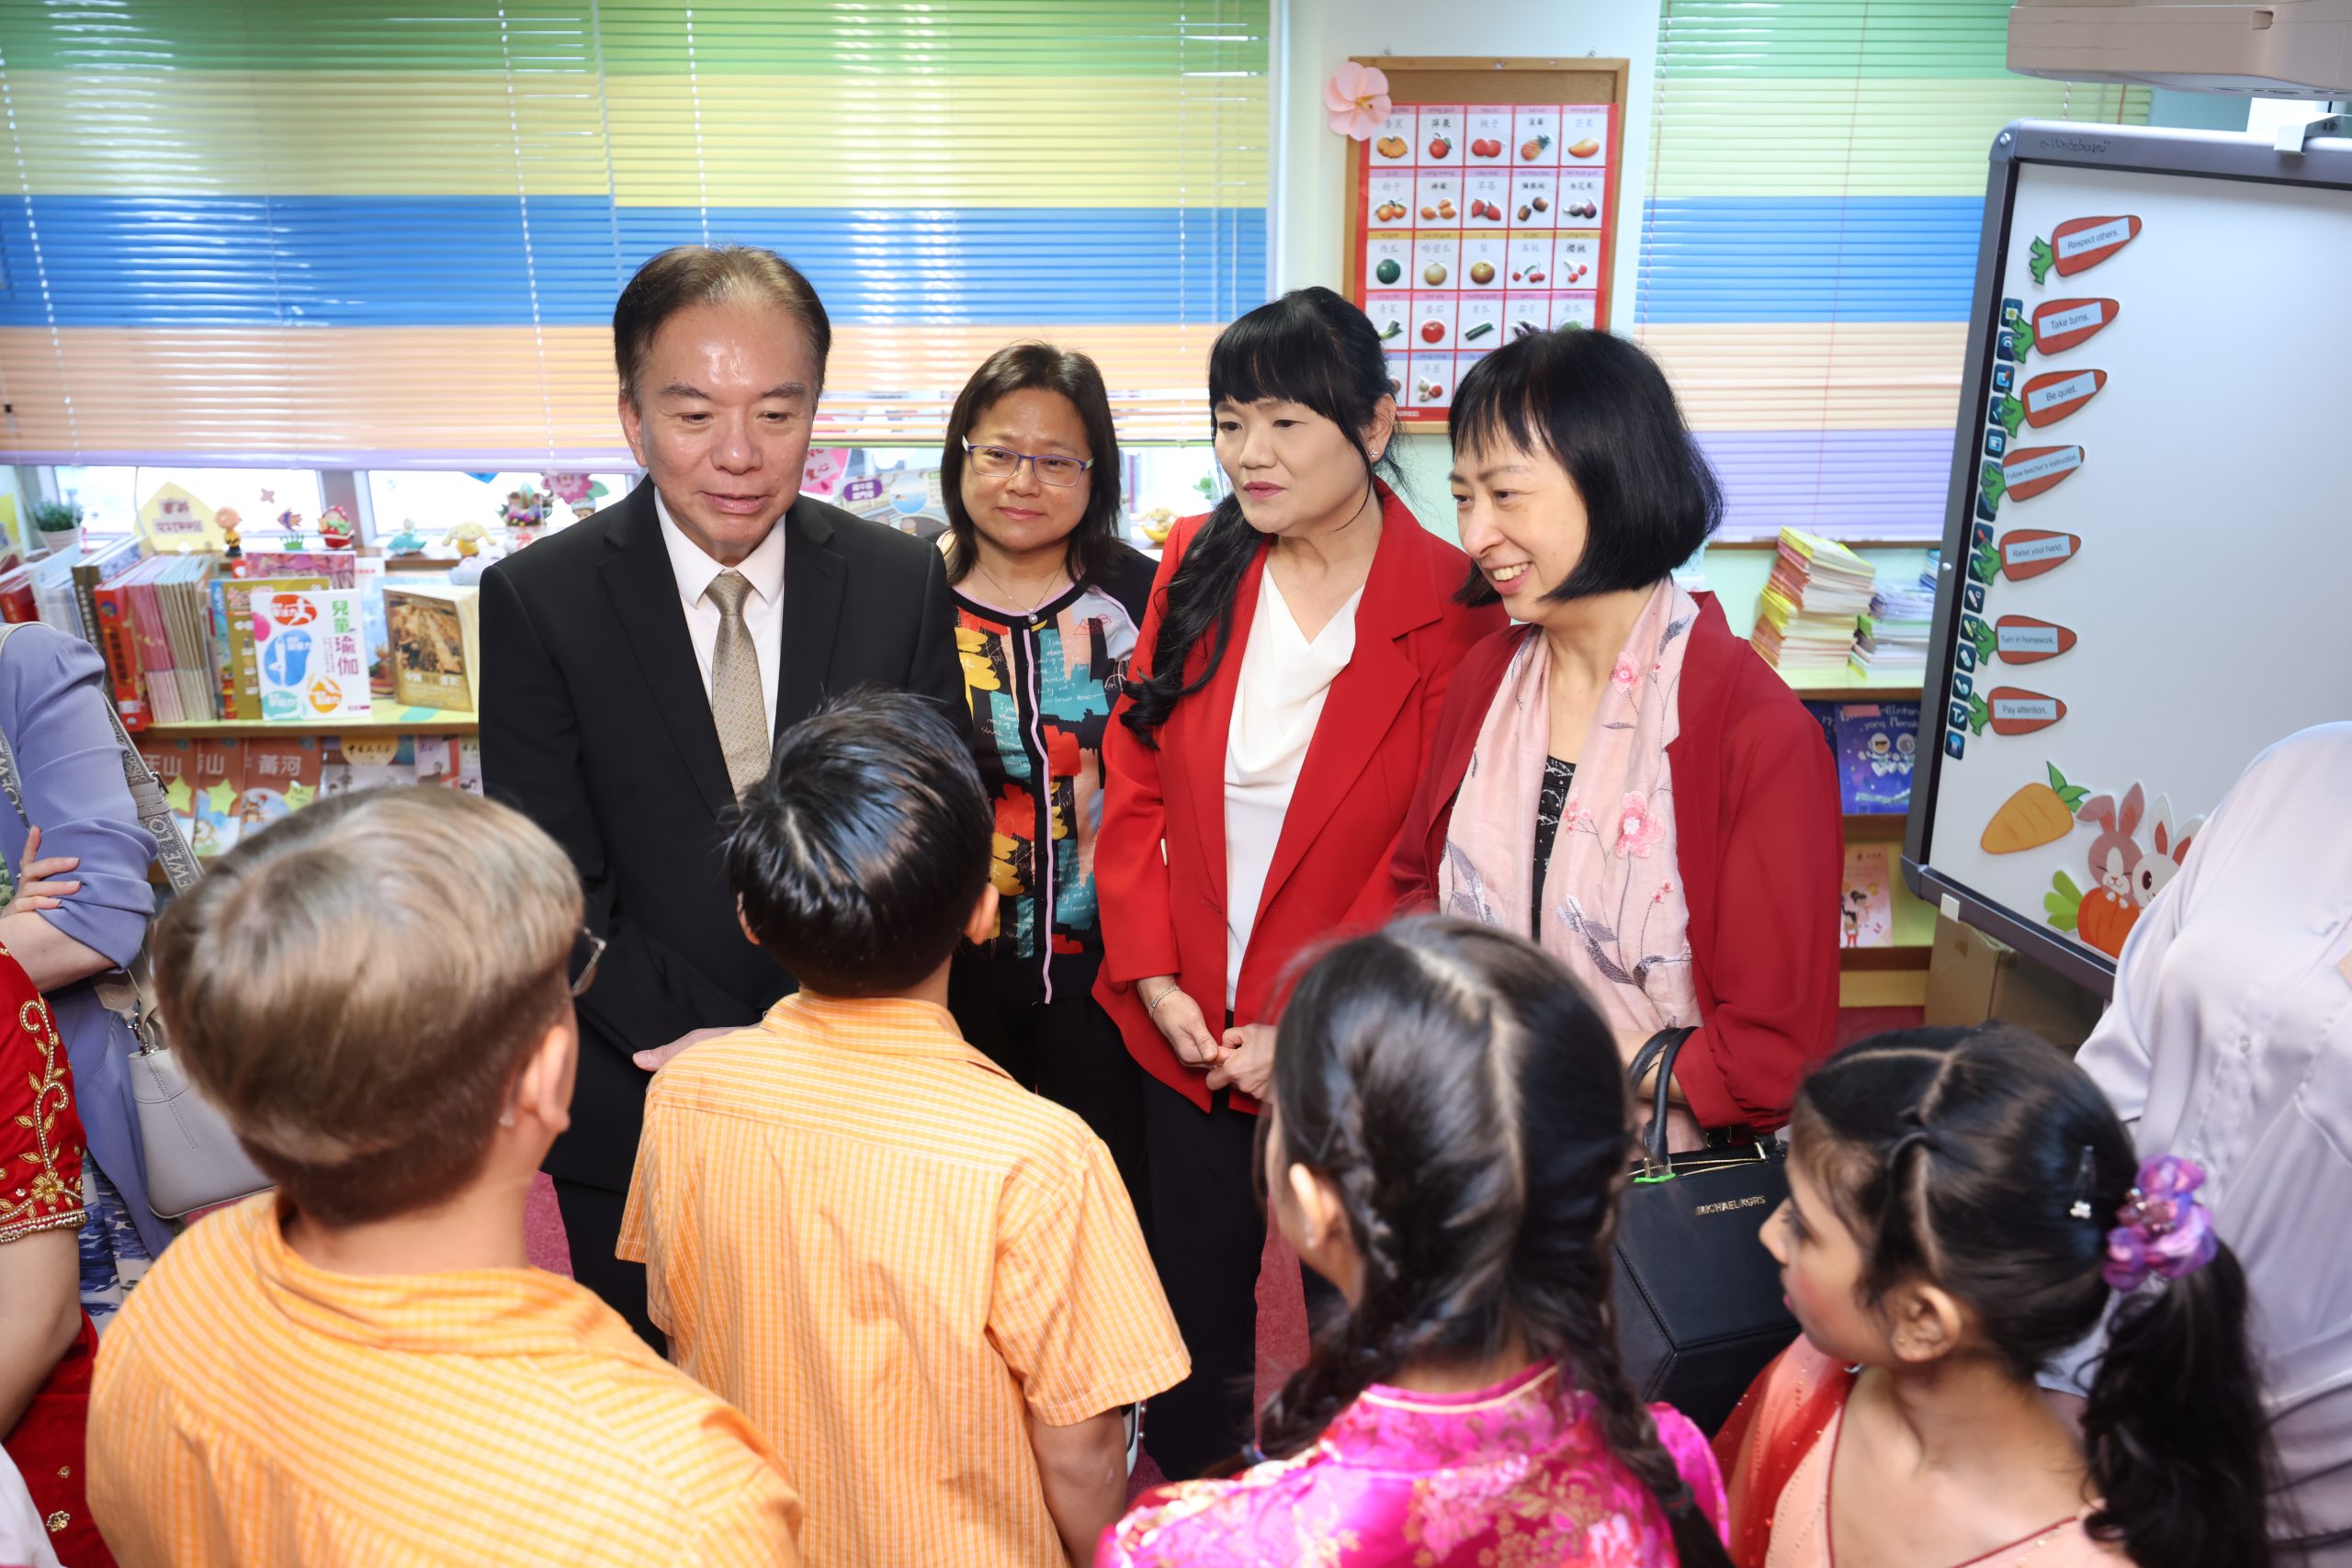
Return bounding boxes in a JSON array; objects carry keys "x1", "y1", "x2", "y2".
[
  {"x1": 1204, "y1": 1021, "x2": 1275, "y2": 1100},
  {"x1": 632, "y1": 1025, "x2": 741, "y2": 1075},
  {"x1": 1140, "y1": 979, "x2": 1222, "y2": 1069}
]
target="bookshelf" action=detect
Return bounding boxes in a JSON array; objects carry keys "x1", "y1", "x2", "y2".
[
  {"x1": 1838, "y1": 809, "x2": 1934, "y2": 1005},
  {"x1": 1785, "y1": 673, "x2": 1924, "y2": 704},
  {"x1": 144, "y1": 701, "x2": 477, "y2": 739}
]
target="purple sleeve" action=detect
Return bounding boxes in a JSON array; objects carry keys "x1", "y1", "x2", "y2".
[
  {"x1": 0, "y1": 626, "x2": 156, "y2": 965},
  {"x1": 1653, "y1": 1403, "x2": 1732, "y2": 1540}
]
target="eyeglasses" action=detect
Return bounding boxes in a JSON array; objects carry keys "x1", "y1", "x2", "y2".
[
  {"x1": 963, "y1": 441, "x2": 1092, "y2": 489},
  {"x1": 571, "y1": 927, "x2": 607, "y2": 998}
]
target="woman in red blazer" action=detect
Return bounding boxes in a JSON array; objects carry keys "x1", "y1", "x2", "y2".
[
  {"x1": 1095, "y1": 288, "x2": 1503, "y2": 1479},
  {"x1": 1384, "y1": 329, "x2": 1839, "y2": 1144}
]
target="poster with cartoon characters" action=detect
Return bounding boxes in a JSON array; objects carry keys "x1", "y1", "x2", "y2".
[{"x1": 1912, "y1": 146, "x2": 2352, "y2": 978}]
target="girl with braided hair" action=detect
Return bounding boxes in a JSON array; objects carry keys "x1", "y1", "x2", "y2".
[
  {"x1": 1101, "y1": 917, "x2": 1732, "y2": 1567},
  {"x1": 1717, "y1": 1024, "x2": 2274, "y2": 1567}
]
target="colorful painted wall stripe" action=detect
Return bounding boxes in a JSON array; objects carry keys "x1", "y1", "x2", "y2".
[{"x1": 1634, "y1": 0, "x2": 2145, "y2": 538}]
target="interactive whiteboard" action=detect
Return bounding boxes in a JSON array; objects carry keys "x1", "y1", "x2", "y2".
[{"x1": 1905, "y1": 120, "x2": 2352, "y2": 994}]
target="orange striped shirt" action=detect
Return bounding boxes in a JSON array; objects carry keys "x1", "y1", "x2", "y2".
[
  {"x1": 87, "y1": 1195, "x2": 804, "y2": 1567},
  {"x1": 620, "y1": 992, "x2": 1189, "y2": 1568}
]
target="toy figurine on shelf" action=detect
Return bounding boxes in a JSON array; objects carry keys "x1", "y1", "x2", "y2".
[
  {"x1": 386, "y1": 518, "x2": 429, "y2": 557},
  {"x1": 541, "y1": 471, "x2": 607, "y2": 524},
  {"x1": 317, "y1": 504, "x2": 356, "y2": 550},
  {"x1": 443, "y1": 520, "x2": 491, "y2": 559},
  {"x1": 501, "y1": 486, "x2": 548, "y2": 548},
  {"x1": 275, "y1": 507, "x2": 305, "y2": 548},
  {"x1": 217, "y1": 506, "x2": 244, "y2": 560}
]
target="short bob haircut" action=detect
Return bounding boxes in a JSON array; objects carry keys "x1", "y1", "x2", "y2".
[
  {"x1": 1450, "y1": 328, "x2": 1721, "y2": 605},
  {"x1": 939, "y1": 342, "x2": 1125, "y2": 592},
  {"x1": 613, "y1": 244, "x2": 832, "y2": 405},
  {"x1": 728, "y1": 689, "x2": 990, "y2": 998},
  {"x1": 150, "y1": 787, "x2": 582, "y2": 1229}
]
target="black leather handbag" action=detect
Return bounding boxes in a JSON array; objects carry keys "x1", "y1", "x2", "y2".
[{"x1": 1609, "y1": 1028, "x2": 1799, "y2": 1434}]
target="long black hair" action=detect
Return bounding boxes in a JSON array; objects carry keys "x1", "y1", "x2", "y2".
[
  {"x1": 1119, "y1": 287, "x2": 1398, "y2": 744},
  {"x1": 1795, "y1": 1025, "x2": 2273, "y2": 1568},
  {"x1": 938, "y1": 341, "x2": 1125, "y2": 592},
  {"x1": 1449, "y1": 327, "x2": 1720, "y2": 606},
  {"x1": 1259, "y1": 918, "x2": 1733, "y2": 1568}
]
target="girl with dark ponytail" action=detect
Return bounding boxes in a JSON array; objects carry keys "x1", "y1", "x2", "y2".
[
  {"x1": 1717, "y1": 1024, "x2": 2272, "y2": 1568},
  {"x1": 1092, "y1": 289, "x2": 1503, "y2": 1480},
  {"x1": 1102, "y1": 918, "x2": 1734, "y2": 1567}
]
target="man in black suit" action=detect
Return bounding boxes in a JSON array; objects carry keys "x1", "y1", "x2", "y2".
[{"x1": 481, "y1": 246, "x2": 964, "y2": 1343}]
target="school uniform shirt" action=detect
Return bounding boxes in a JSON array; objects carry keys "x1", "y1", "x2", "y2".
[
  {"x1": 620, "y1": 992, "x2": 1190, "y2": 1568},
  {"x1": 85, "y1": 1196, "x2": 803, "y2": 1568},
  {"x1": 951, "y1": 546, "x2": 1158, "y2": 1004}
]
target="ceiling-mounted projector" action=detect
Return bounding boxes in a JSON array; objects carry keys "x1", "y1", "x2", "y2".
[{"x1": 2009, "y1": 0, "x2": 2352, "y2": 95}]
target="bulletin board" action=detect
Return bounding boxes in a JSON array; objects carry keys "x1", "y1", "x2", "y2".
[
  {"x1": 1341, "y1": 56, "x2": 1631, "y2": 427},
  {"x1": 1905, "y1": 119, "x2": 2352, "y2": 995}
]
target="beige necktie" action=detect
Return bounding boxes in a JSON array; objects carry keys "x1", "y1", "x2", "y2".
[{"x1": 704, "y1": 570, "x2": 769, "y2": 797}]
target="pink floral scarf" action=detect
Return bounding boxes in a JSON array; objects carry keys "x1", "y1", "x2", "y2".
[{"x1": 1437, "y1": 581, "x2": 1701, "y2": 1039}]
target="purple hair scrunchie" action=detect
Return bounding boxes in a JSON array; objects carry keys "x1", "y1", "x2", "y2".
[{"x1": 2103, "y1": 1154, "x2": 2219, "y2": 1292}]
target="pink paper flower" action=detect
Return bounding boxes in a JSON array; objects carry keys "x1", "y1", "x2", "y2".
[
  {"x1": 1611, "y1": 654, "x2": 1640, "y2": 693},
  {"x1": 1615, "y1": 793, "x2": 1666, "y2": 859},
  {"x1": 1325, "y1": 62, "x2": 1391, "y2": 141}
]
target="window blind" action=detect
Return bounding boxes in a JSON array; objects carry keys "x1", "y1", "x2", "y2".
[
  {"x1": 1634, "y1": 0, "x2": 2147, "y2": 540},
  {"x1": 0, "y1": 1, "x2": 1269, "y2": 467}
]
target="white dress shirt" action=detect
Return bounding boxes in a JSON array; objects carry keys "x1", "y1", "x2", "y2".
[
  {"x1": 2051, "y1": 722, "x2": 2352, "y2": 1560},
  {"x1": 1223, "y1": 563, "x2": 1362, "y2": 1009},
  {"x1": 654, "y1": 491, "x2": 787, "y2": 742}
]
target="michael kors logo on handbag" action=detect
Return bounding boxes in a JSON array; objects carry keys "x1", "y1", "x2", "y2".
[{"x1": 1693, "y1": 1195, "x2": 1770, "y2": 1217}]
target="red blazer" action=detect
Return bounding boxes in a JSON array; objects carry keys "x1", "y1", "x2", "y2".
[
  {"x1": 1095, "y1": 486, "x2": 1507, "y2": 1112},
  {"x1": 1381, "y1": 594, "x2": 1841, "y2": 1132}
]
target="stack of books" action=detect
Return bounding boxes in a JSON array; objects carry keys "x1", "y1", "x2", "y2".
[
  {"x1": 1751, "y1": 528, "x2": 1879, "y2": 683},
  {"x1": 1849, "y1": 553, "x2": 1937, "y2": 682}
]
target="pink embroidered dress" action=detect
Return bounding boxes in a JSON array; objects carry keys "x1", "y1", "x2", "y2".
[{"x1": 1102, "y1": 1360, "x2": 1726, "y2": 1567}]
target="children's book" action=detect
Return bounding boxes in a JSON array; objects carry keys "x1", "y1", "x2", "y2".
[
  {"x1": 254, "y1": 589, "x2": 372, "y2": 722},
  {"x1": 320, "y1": 735, "x2": 412, "y2": 799},
  {"x1": 238, "y1": 737, "x2": 321, "y2": 828},
  {"x1": 1832, "y1": 702, "x2": 1920, "y2": 814},
  {"x1": 1840, "y1": 843, "x2": 1894, "y2": 949},
  {"x1": 188, "y1": 739, "x2": 244, "y2": 857}
]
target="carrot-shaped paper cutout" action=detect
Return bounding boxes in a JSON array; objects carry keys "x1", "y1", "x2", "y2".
[
  {"x1": 2002, "y1": 445, "x2": 2084, "y2": 502},
  {"x1": 1974, "y1": 529, "x2": 2080, "y2": 583},
  {"x1": 2013, "y1": 298, "x2": 2120, "y2": 361},
  {"x1": 2000, "y1": 368, "x2": 2107, "y2": 434},
  {"x1": 1991, "y1": 615, "x2": 2077, "y2": 664},
  {"x1": 1983, "y1": 761, "x2": 2089, "y2": 854},
  {"x1": 1965, "y1": 687, "x2": 2067, "y2": 737},
  {"x1": 2029, "y1": 216, "x2": 2141, "y2": 285}
]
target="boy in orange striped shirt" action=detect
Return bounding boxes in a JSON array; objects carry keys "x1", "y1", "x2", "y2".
[
  {"x1": 622, "y1": 691, "x2": 1189, "y2": 1567},
  {"x1": 87, "y1": 788, "x2": 803, "y2": 1567}
]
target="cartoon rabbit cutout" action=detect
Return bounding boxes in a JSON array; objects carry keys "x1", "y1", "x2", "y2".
[
  {"x1": 2075, "y1": 784, "x2": 2145, "y2": 958},
  {"x1": 2132, "y1": 795, "x2": 2201, "y2": 908}
]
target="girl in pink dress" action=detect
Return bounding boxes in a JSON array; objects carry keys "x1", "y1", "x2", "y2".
[
  {"x1": 1716, "y1": 1025, "x2": 2274, "y2": 1568},
  {"x1": 1101, "y1": 918, "x2": 1732, "y2": 1568}
]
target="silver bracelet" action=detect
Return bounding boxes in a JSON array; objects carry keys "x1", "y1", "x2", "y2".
[{"x1": 1144, "y1": 986, "x2": 1177, "y2": 1019}]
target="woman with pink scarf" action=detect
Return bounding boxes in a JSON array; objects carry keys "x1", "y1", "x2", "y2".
[{"x1": 1382, "y1": 329, "x2": 1840, "y2": 1143}]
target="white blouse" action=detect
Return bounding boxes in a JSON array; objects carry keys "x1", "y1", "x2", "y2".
[
  {"x1": 2050, "y1": 722, "x2": 2352, "y2": 1545},
  {"x1": 1223, "y1": 563, "x2": 1362, "y2": 1009}
]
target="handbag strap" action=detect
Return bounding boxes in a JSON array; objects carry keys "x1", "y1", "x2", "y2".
[
  {"x1": 1628, "y1": 1025, "x2": 1698, "y2": 1176},
  {"x1": 0, "y1": 622, "x2": 204, "y2": 896}
]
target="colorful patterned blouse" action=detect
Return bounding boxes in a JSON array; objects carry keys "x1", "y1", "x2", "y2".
[
  {"x1": 1102, "y1": 1359, "x2": 1727, "y2": 1567},
  {"x1": 952, "y1": 547, "x2": 1156, "y2": 1003}
]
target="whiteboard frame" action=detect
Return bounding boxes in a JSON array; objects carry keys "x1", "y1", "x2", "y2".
[{"x1": 1903, "y1": 118, "x2": 2352, "y2": 996}]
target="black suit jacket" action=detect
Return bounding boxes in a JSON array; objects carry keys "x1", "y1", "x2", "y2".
[{"x1": 480, "y1": 479, "x2": 966, "y2": 1190}]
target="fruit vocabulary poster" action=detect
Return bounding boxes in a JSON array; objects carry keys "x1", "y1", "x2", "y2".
[{"x1": 1343, "y1": 57, "x2": 1629, "y2": 425}]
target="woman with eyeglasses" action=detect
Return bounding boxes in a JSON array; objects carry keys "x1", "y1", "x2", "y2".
[
  {"x1": 1094, "y1": 288, "x2": 1507, "y2": 1479},
  {"x1": 936, "y1": 343, "x2": 1159, "y2": 1222}
]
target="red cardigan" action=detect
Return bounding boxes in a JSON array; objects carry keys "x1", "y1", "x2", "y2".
[
  {"x1": 1380, "y1": 595, "x2": 1842, "y2": 1132},
  {"x1": 1094, "y1": 487, "x2": 1507, "y2": 1112}
]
